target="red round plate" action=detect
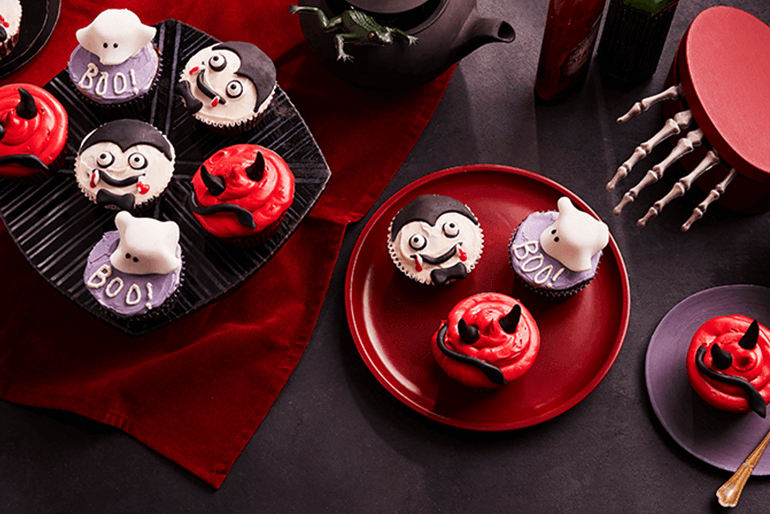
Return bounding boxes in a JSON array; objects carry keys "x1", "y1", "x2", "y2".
[{"x1": 345, "y1": 165, "x2": 630, "y2": 430}]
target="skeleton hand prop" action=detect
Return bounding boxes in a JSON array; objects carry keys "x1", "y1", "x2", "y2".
[{"x1": 609, "y1": 85, "x2": 738, "y2": 231}]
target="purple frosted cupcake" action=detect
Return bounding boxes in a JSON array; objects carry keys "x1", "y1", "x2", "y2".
[
  {"x1": 67, "y1": 9, "x2": 160, "y2": 116},
  {"x1": 84, "y1": 212, "x2": 183, "y2": 319},
  {"x1": 509, "y1": 197, "x2": 609, "y2": 300}
]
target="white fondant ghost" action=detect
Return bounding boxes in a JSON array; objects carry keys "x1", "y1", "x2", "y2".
[
  {"x1": 110, "y1": 212, "x2": 181, "y2": 275},
  {"x1": 539, "y1": 197, "x2": 609, "y2": 273},
  {"x1": 76, "y1": 9, "x2": 156, "y2": 66}
]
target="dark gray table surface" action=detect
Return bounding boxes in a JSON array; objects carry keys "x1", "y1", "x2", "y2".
[{"x1": 3, "y1": 1, "x2": 770, "y2": 512}]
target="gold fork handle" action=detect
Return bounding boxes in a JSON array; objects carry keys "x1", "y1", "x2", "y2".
[{"x1": 716, "y1": 429, "x2": 770, "y2": 507}]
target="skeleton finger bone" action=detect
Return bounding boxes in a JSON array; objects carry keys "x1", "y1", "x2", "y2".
[
  {"x1": 616, "y1": 84, "x2": 684, "y2": 124},
  {"x1": 681, "y1": 168, "x2": 737, "y2": 232},
  {"x1": 607, "y1": 110, "x2": 692, "y2": 191},
  {"x1": 614, "y1": 128, "x2": 705, "y2": 215},
  {"x1": 637, "y1": 149, "x2": 720, "y2": 227}
]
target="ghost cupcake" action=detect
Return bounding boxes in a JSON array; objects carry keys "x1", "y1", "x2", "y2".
[
  {"x1": 388, "y1": 194, "x2": 483, "y2": 287},
  {"x1": 74, "y1": 119, "x2": 175, "y2": 212},
  {"x1": 175, "y1": 41, "x2": 276, "y2": 134},
  {"x1": 67, "y1": 9, "x2": 161, "y2": 115},
  {"x1": 431, "y1": 292, "x2": 540, "y2": 390},
  {"x1": 509, "y1": 197, "x2": 609, "y2": 300},
  {"x1": 84, "y1": 211, "x2": 183, "y2": 319}
]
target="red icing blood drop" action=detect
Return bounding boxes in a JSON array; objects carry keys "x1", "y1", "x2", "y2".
[
  {"x1": 458, "y1": 247, "x2": 467, "y2": 261},
  {"x1": 211, "y1": 97, "x2": 219, "y2": 107},
  {"x1": 189, "y1": 66, "x2": 199, "y2": 75},
  {"x1": 90, "y1": 172, "x2": 98, "y2": 188},
  {"x1": 414, "y1": 257, "x2": 422, "y2": 272},
  {"x1": 137, "y1": 182, "x2": 150, "y2": 195}
]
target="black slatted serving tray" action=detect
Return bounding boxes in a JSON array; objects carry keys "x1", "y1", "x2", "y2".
[{"x1": 0, "y1": 20, "x2": 331, "y2": 336}]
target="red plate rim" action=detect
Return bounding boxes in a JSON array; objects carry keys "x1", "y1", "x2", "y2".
[{"x1": 345, "y1": 164, "x2": 631, "y2": 430}]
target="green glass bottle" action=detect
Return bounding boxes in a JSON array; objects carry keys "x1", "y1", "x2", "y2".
[{"x1": 597, "y1": 0, "x2": 680, "y2": 88}]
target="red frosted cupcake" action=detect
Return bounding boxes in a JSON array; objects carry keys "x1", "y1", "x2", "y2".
[
  {"x1": 190, "y1": 144, "x2": 295, "y2": 247},
  {"x1": 0, "y1": 84, "x2": 68, "y2": 182},
  {"x1": 686, "y1": 315, "x2": 770, "y2": 417},
  {"x1": 431, "y1": 292, "x2": 540, "y2": 390}
]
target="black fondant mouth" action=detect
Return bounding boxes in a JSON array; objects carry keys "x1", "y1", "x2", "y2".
[
  {"x1": 695, "y1": 345, "x2": 766, "y2": 417},
  {"x1": 96, "y1": 189, "x2": 135, "y2": 211},
  {"x1": 419, "y1": 243, "x2": 458, "y2": 265},
  {"x1": 98, "y1": 171, "x2": 143, "y2": 188},
  {"x1": 189, "y1": 192, "x2": 256, "y2": 230},
  {"x1": 196, "y1": 68, "x2": 226, "y2": 106},
  {"x1": 436, "y1": 323, "x2": 505, "y2": 386}
]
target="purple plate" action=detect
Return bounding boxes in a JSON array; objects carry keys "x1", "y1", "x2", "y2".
[{"x1": 646, "y1": 284, "x2": 770, "y2": 474}]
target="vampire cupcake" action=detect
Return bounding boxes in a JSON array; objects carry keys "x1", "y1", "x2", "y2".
[
  {"x1": 74, "y1": 119, "x2": 175, "y2": 212},
  {"x1": 686, "y1": 315, "x2": 770, "y2": 418},
  {"x1": 431, "y1": 292, "x2": 540, "y2": 390},
  {"x1": 509, "y1": 197, "x2": 609, "y2": 300},
  {"x1": 67, "y1": 9, "x2": 161, "y2": 116},
  {"x1": 84, "y1": 211, "x2": 183, "y2": 319},
  {"x1": 190, "y1": 144, "x2": 295, "y2": 247},
  {"x1": 388, "y1": 194, "x2": 483, "y2": 287},
  {"x1": 0, "y1": 84, "x2": 68, "y2": 183},
  {"x1": 176, "y1": 41, "x2": 276, "y2": 134}
]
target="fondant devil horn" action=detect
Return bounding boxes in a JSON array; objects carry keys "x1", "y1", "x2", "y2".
[
  {"x1": 710, "y1": 344, "x2": 733, "y2": 370},
  {"x1": 16, "y1": 88, "x2": 37, "y2": 120},
  {"x1": 499, "y1": 304, "x2": 521, "y2": 334},
  {"x1": 739, "y1": 320, "x2": 759, "y2": 350},
  {"x1": 200, "y1": 164, "x2": 225, "y2": 196},
  {"x1": 245, "y1": 152, "x2": 265, "y2": 182},
  {"x1": 458, "y1": 319, "x2": 479, "y2": 345}
]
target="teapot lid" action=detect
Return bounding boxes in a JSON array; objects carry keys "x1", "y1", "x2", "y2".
[{"x1": 347, "y1": 0, "x2": 430, "y2": 14}]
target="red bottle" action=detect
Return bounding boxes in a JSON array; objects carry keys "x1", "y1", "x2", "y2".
[{"x1": 535, "y1": 0, "x2": 607, "y2": 102}]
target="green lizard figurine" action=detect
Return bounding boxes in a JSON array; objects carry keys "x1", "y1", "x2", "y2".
[{"x1": 289, "y1": 5, "x2": 419, "y2": 62}]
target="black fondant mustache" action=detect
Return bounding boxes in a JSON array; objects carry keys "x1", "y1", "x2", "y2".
[
  {"x1": 98, "y1": 171, "x2": 143, "y2": 188},
  {"x1": 189, "y1": 192, "x2": 256, "y2": 229},
  {"x1": 696, "y1": 345, "x2": 767, "y2": 418},
  {"x1": 0, "y1": 154, "x2": 49, "y2": 171},
  {"x1": 436, "y1": 324, "x2": 506, "y2": 386}
]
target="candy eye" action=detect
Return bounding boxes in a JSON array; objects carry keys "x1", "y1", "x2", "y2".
[
  {"x1": 226, "y1": 80, "x2": 243, "y2": 98},
  {"x1": 96, "y1": 152, "x2": 114, "y2": 168},
  {"x1": 208, "y1": 53, "x2": 226, "y2": 71},
  {"x1": 128, "y1": 152, "x2": 148, "y2": 170},
  {"x1": 409, "y1": 234, "x2": 427, "y2": 251},
  {"x1": 443, "y1": 222, "x2": 459, "y2": 238}
]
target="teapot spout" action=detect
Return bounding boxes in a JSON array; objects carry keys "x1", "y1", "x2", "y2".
[{"x1": 455, "y1": 13, "x2": 516, "y2": 61}]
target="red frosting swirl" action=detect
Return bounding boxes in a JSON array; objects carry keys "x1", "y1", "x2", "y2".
[
  {"x1": 686, "y1": 315, "x2": 770, "y2": 415},
  {"x1": 431, "y1": 292, "x2": 540, "y2": 390},
  {"x1": 191, "y1": 144, "x2": 294, "y2": 239},
  {"x1": 0, "y1": 84, "x2": 68, "y2": 179}
]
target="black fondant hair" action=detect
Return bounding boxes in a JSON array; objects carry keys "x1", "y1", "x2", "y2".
[
  {"x1": 391, "y1": 194, "x2": 478, "y2": 240},
  {"x1": 213, "y1": 42, "x2": 276, "y2": 112},
  {"x1": 80, "y1": 119, "x2": 174, "y2": 161}
]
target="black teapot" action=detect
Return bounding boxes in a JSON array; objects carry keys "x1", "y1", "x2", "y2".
[{"x1": 291, "y1": 0, "x2": 515, "y2": 90}]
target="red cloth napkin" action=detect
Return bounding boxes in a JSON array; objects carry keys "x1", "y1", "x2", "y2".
[{"x1": 0, "y1": 0, "x2": 453, "y2": 488}]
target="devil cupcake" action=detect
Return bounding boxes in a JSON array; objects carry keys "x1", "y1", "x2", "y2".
[
  {"x1": 67, "y1": 9, "x2": 160, "y2": 115},
  {"x1": 431, "y1": 293, "x2": 540, "y2": 390},
  {"x1": 686, "y1": 315, "x2": 770, "y2": 418},
  {"x1": 176, "y1": 41, "x2": 276, "y2": 134},
  {"x1": 190, "y1": 144, "x2": 295, "y2": 246},
  {"x1": 0, "y1": 84, "x2": 68, "y2": 182},
  {"x1": 84, "y1": 211, "x2": 183, "y2": 318},
  {"x1": 74, "y1": 119, "x2": 175, "y2": 211},
  {"x1": 388, "y1": 195, "x2": 483, "y2": 287},
  {"x1": 510, "y1": 197, "x2": 609, "y2": 300},
  {"x1": 0, "y1": 0, "x2": 22, "y2": 60}
]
